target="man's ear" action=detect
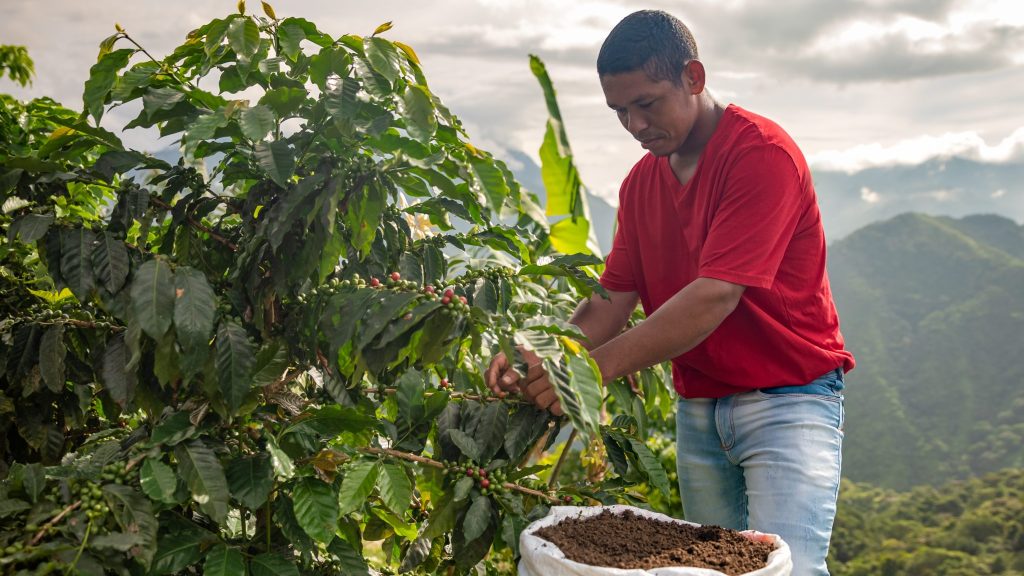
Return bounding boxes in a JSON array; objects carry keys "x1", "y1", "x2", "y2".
[{"x1": 683, "y1": 60, "x2": 706, "y2": 95}]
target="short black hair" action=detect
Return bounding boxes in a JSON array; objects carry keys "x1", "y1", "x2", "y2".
[{"x1": 597, "y1": 10, "x2": 699, "y2": 85}]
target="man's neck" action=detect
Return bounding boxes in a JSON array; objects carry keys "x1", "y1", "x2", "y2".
[{"x1": 669, "y1": 96, "x2": 725, "y2": 185}]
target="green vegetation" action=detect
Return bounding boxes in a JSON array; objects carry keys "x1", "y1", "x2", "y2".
[
  {"x1": 830, "y1": 468, "x2": 1024, "y2": 575},
  {"x1": 0, "y1": 5, "x2": 677, "y2": 574},
  {"x1": 830, "y1": 213, "x2": 1024, "y2": 490}
]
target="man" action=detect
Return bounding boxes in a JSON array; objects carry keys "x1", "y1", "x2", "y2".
[{"x1": 486, "y1": 9, "x2": 854, "y2": 576}]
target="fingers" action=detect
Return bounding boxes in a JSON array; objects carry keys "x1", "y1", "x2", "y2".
[
  {"x1": 485, "y1": 348, "x2": 561, "y2": 415},
  {"x1": 484, "y1": 352, "x2": 507, "y2": 389}
]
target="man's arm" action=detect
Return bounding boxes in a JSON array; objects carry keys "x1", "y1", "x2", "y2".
[
  {"x1": 569, "y1": 288, "x2": 640, "y2": 350},
  {"x1": 589, "y1": 277, "x2": 744, "y2": 383}
]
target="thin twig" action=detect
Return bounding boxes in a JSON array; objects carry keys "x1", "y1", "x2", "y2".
[
  {"x1": 375, "y1": 387, "x2": 524, "y2": 404},
  {"x1": 148, "y1": 196, "x2": 238, "y2": 251},
  {"x1": 358, "y1": 446, "x2": 561, "y2": 504},
  {"x1": 548, "y1": 427, "x2": 578, "y2": 490},
  {"x1": 359, "y1": 446, "x2": 443, "y2": 469},
  {"x1": 31, "y1": 501, "x2": 82, "y2": 546}
]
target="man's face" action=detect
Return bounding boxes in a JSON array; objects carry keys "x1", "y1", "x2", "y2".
[{"x1": 600, "y1": 66, "x2": 699, "y2": 158}]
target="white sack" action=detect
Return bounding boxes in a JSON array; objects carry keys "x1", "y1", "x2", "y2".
[{"x1": 518, "y1": 505, "x2": 792, "y2": 576}]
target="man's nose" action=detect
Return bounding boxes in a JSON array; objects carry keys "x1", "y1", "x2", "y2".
[{"x1": 626, "y1": 111, "x2": 648, "y2": 135}]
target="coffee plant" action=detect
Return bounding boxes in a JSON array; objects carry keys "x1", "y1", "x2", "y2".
[{"x1": 0, "y1": 4, "x2": 676, "y2": 574}]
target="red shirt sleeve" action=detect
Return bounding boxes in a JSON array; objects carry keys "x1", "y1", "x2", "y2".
[
  {"x1": 599, "y1": 192, "x2": 637, "y2": 292},
  {"x1": 698, "y1": 144, "x2": 806, "y2": 289}
]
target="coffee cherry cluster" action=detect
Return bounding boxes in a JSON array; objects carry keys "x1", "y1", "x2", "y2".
[
  {"x1": 439, "y1": 461, "x2": 511, "y2": 496},
  {"x1": 457, "y1": 266, "x2": 514, "y2": 283},
  {"x1": 15, "y1": 307, "x2": 118, "y2": 331}
]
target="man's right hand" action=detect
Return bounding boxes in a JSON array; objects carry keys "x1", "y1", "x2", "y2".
[{"x1": 485, "y1": 349, "x2": 563, "y2": 416}]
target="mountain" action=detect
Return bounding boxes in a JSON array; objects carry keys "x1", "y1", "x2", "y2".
[{"x1": 829, "y1": 213, "x2": 1024, "y2": 490}]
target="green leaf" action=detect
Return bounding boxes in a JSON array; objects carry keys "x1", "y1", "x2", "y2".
[
  {"x1": 182, "y1": 111, "x2": 231, "y2": 158},
  {"x1": 265, "y1": 434, "x2": 295, "y2": 479},
  {"x1": 142, "y1": 87, "x2": 185, "y2": 119},
  {"x1": 204, "y1": 544, "x2": 246, "y2": 576},
  {"x1": 376, "y1": 462, "x2": 411, "y2": 516},
  {"x1": 240, "y1": 104, "x2": 276, "y2": 141},
  {"x1": 254, "y1": 140, "x2": 295, "y2": 188},
  {"x1": 258, "y1": 87, "x2": 307, "y2": 118},
  {"x1": 627, "y1": 436, "x2": 672, "y2": 496},
  {"x1": 449, "y1": 429, "x2": 481, "y2": 462},
  {"x1": 216, "y1": 319, "x2": 256, "y2": 414},
  {"x1": 149, "y1": 411, "x2": 196, "y2": 446},
  {"x1": 0, "y1": 499, "x2": 30, "y2": 518},
  {"x1": 250, "y1": 553, "x2": 299, "y2": 576},
  {"x1": 399, "y1": 535, "x2": 433, "y2": 573},
  {"x1": 453, "y1": 475, "x2": 474, "y2": 502},
  {"x1": 7, "y1": 213, "x2": 53, "y2": 243},
  {"x1": 83, "y1": 48, "x2": 134, "y2": 122},
  {"x1": 421, "y1": 490, "x2": 459, "y2": 540},
  {"x1": 174, "y1": 266, "x2": 216, "y2": 354},
  {"x1": 474, "y1": 401, "x2": 508, "y2": 463},
  {"x1": 285, "y1": 405, "x2": 375, "y2": 438},
  {"x1": 337, "y1": 461, "x2": 379, "y2": 515},
  {"x1": 102, "y1": 484, "x2": 158, "y2": 569},
  {"x1": 175, "y1": 440, "x2": 230, "y2": 524},
  {"x1": 140, "y1": 458, "x2": 179, "y2": 504},
  {"x1": 470, "y1": 158, "x2": 510, "y2": 214},
  {"x1": 505, "y1": 406, "x2": 550, "y2": 462},
  {"x1": 293, "y1": 477, "x2": 340, "y2": 543},
  {"x1": 544, "y1": 352, "x2": 603, "y2": 440},
  {"x1": 278, "y1": 21, "x2": 306, "y2": 61},
  {"x1": 130, "y1": 259, "x2": 175, "y2": 340},
  {"x1": 93, "y1": 231, "x2": 130, "y2": 293},
  {"x1": 226, "y1": 453, "x2": 274, "y2": 510},
  {"x1": 228, "y1": 17, "x2": 261, "y2": 65},
  {"x1": 101, "y1": 334, "x2": 136, "y2": 408},
  {"x1": 90, "y1": 532, "x2": 144, "y2": 552},
  {"x1": 396, "y1": 369, "x2": 425, "y2": 426},
  {"x1": 39, "y1": 324, "x2": 66, "y2": 393},
  {"x1": 60, "y1": 227, "x2": 96, "y2": 301},
  {"x1": 328, "y1": 538, "x2": 371, "y2": 575},
  {"x1": 399, "y1": 84, "x2": 436, "y2": 142},
  {"x1": 550, "y1": 216, "x2": 592, "y2": 256},
  {"x1": 364, "y1": 37, "x2": 400, "y2": 82},
  {"x1": 150, "y1": 532, "x2": 204, "y2": 575},
  {"x1": 20, "y1": 464, "x2": 45, "y2": 503},
  {"x1": 462, "y1": 494, "x2": 492, "y2": 543}
]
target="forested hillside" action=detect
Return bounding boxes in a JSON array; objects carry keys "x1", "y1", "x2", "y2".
[
  {"x1": 830, "y1": 468, "x2": 1024, "y2": 575},
  {"x1": 829, "y1": 213, "x2": 1024, "y2": 490}
]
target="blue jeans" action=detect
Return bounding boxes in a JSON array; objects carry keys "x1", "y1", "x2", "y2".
[{"x1": 675, "y1": 369, "x2": 845, "y2": 576}]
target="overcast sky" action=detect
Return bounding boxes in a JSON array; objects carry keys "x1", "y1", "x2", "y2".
[{"x1": 3, "y1": 0, "x2": 1024, "y2": 204}]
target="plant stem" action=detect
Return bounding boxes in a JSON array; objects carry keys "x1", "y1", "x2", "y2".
[
  {"x1": 548, "y1": 427, "x2": 577, "y2": 490},
  {"x1": 148, "y1": 196, "x2": 238, "y2": 251},
  {"x1": 65, "y1": 518, "x2": 92, "y2": 575},
  {"x1": 358, "y1": 446, "x2": 561, "y2": 504},
  {"x1": 32, "y1": 501, "x2": 81, "y2": 546}
]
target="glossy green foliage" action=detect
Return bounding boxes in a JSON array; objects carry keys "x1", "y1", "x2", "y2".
[{"x1": 0, "y1": 7, "x2": 674, "y2": 575}]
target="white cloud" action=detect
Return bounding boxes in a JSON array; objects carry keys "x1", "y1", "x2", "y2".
[
  {"x1": 808, "y1": 127, "x2": 1024, "y2": 173},
  {"x1": 860, "y1": 186, "x2": 881, "y2": 203},
  {"x1": 992, "y1": 189, "x2": 1007, "y2": 198}
]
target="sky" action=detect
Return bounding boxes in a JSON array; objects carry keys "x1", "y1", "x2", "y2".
[{"x1": 3, "y1": 0, "x2": 1024, "y2": 206}]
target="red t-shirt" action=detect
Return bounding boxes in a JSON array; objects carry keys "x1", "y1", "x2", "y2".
[{"x1": 600, "y1": 104, "x2": 855, "y2": 398}]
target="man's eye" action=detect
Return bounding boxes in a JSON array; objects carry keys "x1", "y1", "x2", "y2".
[{"x1": 638, "y1": 100, "x2": 654, "y2": 108}]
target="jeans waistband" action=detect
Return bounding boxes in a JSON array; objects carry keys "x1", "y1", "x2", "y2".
[{"x1": 758, "y1": 368, "x2": 844, "y2": 396}]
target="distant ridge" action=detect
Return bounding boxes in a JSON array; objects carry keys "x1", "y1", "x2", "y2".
[{"x1": 829, "y1": 212, "x2": 1024, "y2": 490}]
